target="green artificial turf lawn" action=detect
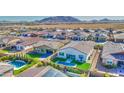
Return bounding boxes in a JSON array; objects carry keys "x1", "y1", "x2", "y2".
[
  {"x1": 0, "y1": 49, "x2": 9, "y2": 53},
  {"x1": 51, "y1": 57, "x2": 91, "y2": 71},
  {"x1": 76, "y1": 63, "x2": 91, "y2": 71},
  {"x1": 26, "y1": 53, "x2": 41, "y2": 60}
]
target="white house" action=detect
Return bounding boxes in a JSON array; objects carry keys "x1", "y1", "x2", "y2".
[
  {"x1": 15, "y1": 43, "x2": 33, "y2": 51},
  {"x1": 57, "y1": 41, "x2": 95, "y2": 62}
]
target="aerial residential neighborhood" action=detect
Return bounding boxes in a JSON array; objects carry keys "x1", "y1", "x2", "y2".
[{"x1": 1, "y1": 16, "x2": 124, "y2": 77}]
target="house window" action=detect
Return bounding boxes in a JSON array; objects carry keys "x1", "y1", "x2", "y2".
[
  {"x1": 0, "y1": 74, "x2": 3, "y2": 77},
  {"x1": 59, "y1": 52, "x2": 64, "y2": 56},
  {"x1": 66, "y1": 54, "x2": 75, "y2": 59},
  {"x1": 20, "y1": 46, "x2": 23, "y2": 50},
  {"x1": 79, "y1": 55, "x2": 84, "y2": 61},
  {"x1": 107, "y1": 60, "x2": 113, "y2": 65}
]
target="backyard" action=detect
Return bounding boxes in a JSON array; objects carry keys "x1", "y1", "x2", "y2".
[
  {"x1": 13, "y1": 53, "x2": 52, "y2": 75},
  {"x1": 0, "y1": 49, "x2": 10, "y2": 53},
  {"x1": 0, "y1": 54, "x2": 41, "y2": 75},
  {"x1": 26, "y1": 53, "x2": 41, "y2": 60},
  {"x1": 26, "y1": 52, "x2": 53, "y2": 60},
  {"x1": 51, "y1": 57, "x2": 91, "y2": 71}
]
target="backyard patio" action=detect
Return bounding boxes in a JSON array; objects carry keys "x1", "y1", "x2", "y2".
[
  {"x1": 51, "y1": 57, "x2": 91, "y2": 71},
  {"x1": 26, "y1": 52, "x2": 53, "y2": 60}
]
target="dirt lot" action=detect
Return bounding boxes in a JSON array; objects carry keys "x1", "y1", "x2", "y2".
[
  {"x1": 35, "y1": 23, "x2": 124, "y2": 30},
  {"x1": 2, "y1": 23, "x2": 124, "y2": 31}
]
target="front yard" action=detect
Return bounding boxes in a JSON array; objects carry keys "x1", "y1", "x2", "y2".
[{"x1": 51, "y1": 57, "x2": 91, "y2": 71}]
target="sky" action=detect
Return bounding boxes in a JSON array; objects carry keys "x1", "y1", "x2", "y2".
[{"x1": 0, "y1": 16, "x2": 124, "y2": 21}]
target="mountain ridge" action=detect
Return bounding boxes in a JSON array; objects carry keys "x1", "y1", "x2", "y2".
[{"x1": 35, "y1": 16, "x2": 82, "y2": 23}]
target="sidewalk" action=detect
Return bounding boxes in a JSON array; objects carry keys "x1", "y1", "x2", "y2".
[{"x1": 90, "y1": 50, "x2": 100, "y2": 71}]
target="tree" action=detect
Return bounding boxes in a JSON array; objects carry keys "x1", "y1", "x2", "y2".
[{"x1": 36, "y1": 62, "x2": 43, "y2": 67}]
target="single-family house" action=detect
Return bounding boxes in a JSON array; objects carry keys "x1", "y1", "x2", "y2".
[
  {"x1": 54, "y1": 31, "x2": 67, "y2": 40},
  {"x1": 33, "y1": 40, "x2": 64, "y2": 54},
  {"x1": 0, "y1": 36, "x2": 6, "y2": 48},
  {"x1": 14, "y1": 37, "x2": 41, "y2": 51},
  {"x1": 90, "y1": 32, "x2": 108, "y2": 42},
  {"x1": 57, "y1": 41, "x2": 95, "y2": 62},
  {"x1": 70, "y1": 31, "x2": 89, "y2": 41},
  {"x1": 0, "y1": 36, "x2": 22, "y2": 48},
  {"x1": 31, "y1": 31, "x2": 50, "y2": 38},
  {"x1": 101, "y1": 41, "x2": 124, "y2": 66},
  {"x1": 44, "y1": 32, "x2": 55, "y2": 39},
  {"x1": 18, "y1": 31, "x2": 38, "y2": 37},
  {"x1": 114, "y1": 33, "x2": 124, "y2": 43},
  {"x1": 0, "y1": 63, "x2": 14, "y2": 77}
]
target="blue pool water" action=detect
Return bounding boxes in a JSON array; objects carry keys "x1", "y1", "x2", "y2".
[
  {"x1": 9, "y1": 60, "x2": 27, "y2": 69},
  {"x1": 28, "y1": 51, "x2": 53, "y2": 58},
  {"x1": 41, "y1": 52, "x2": 53, "y2": 58},
  {"x1": 57, "y1": 61, "x2": 76, "y2": 67}
]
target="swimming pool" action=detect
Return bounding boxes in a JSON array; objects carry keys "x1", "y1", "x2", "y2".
[
  {"x1": 41, "y1": 52, "x2": 53, "y2": 58},
  {"x1": 57, "y1": 61, "x2": 77, "y2": 67},
  {"x1": 9, "y1": 60, "x2": 27, "y2": 69}
]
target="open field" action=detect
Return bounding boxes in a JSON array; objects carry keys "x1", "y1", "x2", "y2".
[
  {"x1": 32, "y1": 23, "x2": 124, "y2": 30},
  {"x1": 2, "y1": 23, "x2": 124, "y2": 30}
]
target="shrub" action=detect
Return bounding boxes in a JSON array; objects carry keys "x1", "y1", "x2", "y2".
[
  {"x1": 104, "y1": 73, "x2": 110, "y2": 77},
  {"x1": 41, "y1": 61, "x2": 47, "y2": 66},
  {"x1": 36, "y1": 62, "x2": 43, "y2": 67},
  {"x1": 56, "y1": 65, "x2": 61, "y2": 70},
  {"x1": 66, "y1": 67, "x2": 81, "y2": 74},
  {"x1": 103, "y1": 64, "x2": 117, "y2": 69},
  {"x1": 94, "y1": 44, "x2": 103, "y2": 50}
]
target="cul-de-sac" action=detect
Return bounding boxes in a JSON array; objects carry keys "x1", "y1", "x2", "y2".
[{"x1": 1, "y1": 16, "x2": 124, "y2": 77}]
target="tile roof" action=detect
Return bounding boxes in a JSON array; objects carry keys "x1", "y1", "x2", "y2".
[
  {"x1": 17, "y1": 37, "x2": 42, "y2": 46},
  {"x1": 41, "y1": 66, "x2": 67, "y2": 77},
  {"x1": 2, "y1": 36, "x2": 21, "y2": 44},
  {"x1": 18, "y1": 66, "x2": 67, "y2": 77},
  {"x1": 34, "y1": 40, "x2": 64, "y2": 50},
  {"x1": 0, "y1": 63, "x2": 13, "y2": 74},
  {"x1": 101, "y1": 41, "x2": 124, "y2": 59},
  {"x1": 61, "y1": 41, "x2": 95, "y2": 54},
  {"x1": 17, "y1": 67, "x2": 45, "y2": 77}
]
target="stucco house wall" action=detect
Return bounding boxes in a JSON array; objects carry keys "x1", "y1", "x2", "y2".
[
  {"x1": 15, "y1": 45, "x2": 33, "y2": 51},
  {"x1": 34, "y1": 45, "x2": 54, "y2": 54},
  {"x1": 102, "y1": 58, "x2": 118, "y2": 65},
  {"x1": 57, "y1": 47, "x2": 88, "y2": 62}
]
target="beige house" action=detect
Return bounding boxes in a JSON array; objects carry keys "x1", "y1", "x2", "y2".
[
  {"x1": 0, "y1": 63, "x2": 14, "y2": 77},
  {"x1": 33, "y1": 40, "x2": 64, "y2": 54},
  {"x1": 101, "y1": 42, "x2": 124, "y2": 66}
]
